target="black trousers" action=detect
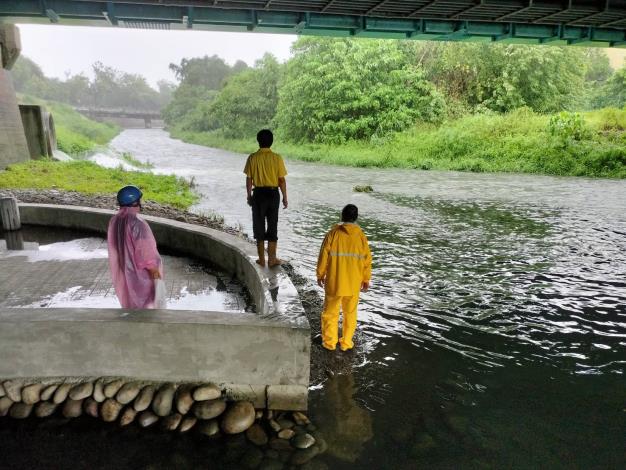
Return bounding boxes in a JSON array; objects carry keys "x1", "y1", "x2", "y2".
[{"x1": 251, "y1": 188, "x2": 279, "y2": 241}]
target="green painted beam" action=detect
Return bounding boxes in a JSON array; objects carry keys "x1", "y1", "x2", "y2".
[{"x1": 1, "y1": 0, "x2": 626, "y2": 48}]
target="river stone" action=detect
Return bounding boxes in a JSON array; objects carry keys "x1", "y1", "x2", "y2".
[
  {"x1": 269, "y1": 437, "x2": 292, "y2": 451},
  {"x1": 0, "y1": 383, "x2": 5, "y2": 397},
  {"x1": 22, "y1": 383, "x2": 43, "y2": 404},
  {"x1": 152, "y1": 384, "x2": 177, "y2": 417},
  {"x1": 269, "y1": 419, "x2": 281, "y2": 432},
  {"x1": 292, "y1": 411, "x2": 310, "y2": 425},
  {"x1": 133, "y1": 385, "x2": 156, "y2": 411},
  {"x1": 4, "y1": 380, "x2": 22, "y2": 402},
  {"x1": 138, "y1": 411, "x2": 159, "y2": 427},
  {"x1": 53, "y1": 383, "x2": 72, "y2": 404},
  {"x1": 265, "y1": 409, "x2": 274, "y2": 420},
  {"x1": 161, "y1": 413, "x2": 183, "y2": 431},
  {"x1": 104, "y1": 379, "x2": 125, "y2": 398},
  {"x1": 290, "y1": 446, "x2": 319, "y2": 466},
  {"x1": 179, "y1": 416, "x2": 197, "y2": 433},
  {"x1": 0, "y1": 397, "x2": 14, "y2": 416},
  {"x1": 84, "y1": 398, "x2": 99, "y2": 418},
  {"x1": 93, "y1": 380, "x2": 105, "y2": 402},
  {"x1": 116, "y1": 382, "x2": 142, "y2": 405},
  {"x1": 292, "y1": 433, "x2": 315, "y2": 449},
  {"x1": 197, "y1": 419, "x2": 220, "y2": 437},
  {"x1": 193, "y1": 398, "x2": 226, "y2": 420},
  {"x1": 265, "y1": 450, "x2": 279, "y2": 460},
  {"x1": 192, "y1": 384, "x2": 221, "y2": 401},
  {"x1": 10, "y1": 403, "x2": 33, "y2": 419},
  {"x1": 278, "y1": 429, "x2": 295, "y2": 440},
  {"x1": 63, "y1": 399, "x2": 83, "y2": 418},
  {"x1": 175, "y1": 385, "x2": 194, "y2": 415},
  {"x1": 119, "y1": 407, "x2": 137, "y2": 426},
  {"x1": 246, "y1": 423, "x2": 269, "y2": 446},
  {"x1": 35, "y1": 401, "x2": 58, "y2": 418},
  {"x1": 277, "y1": 418, "x2": 295, "y2": 430},
  {"x1": 40, "y1": 384, "x2": 59, "y2": 401},
  {"x1": 221, "y1": 401, "x2": 256, "y2": 435},
  {"x1": 306, "y1": 424, "x2": 317, "y2": 432},
  {"x1": 255, "y1": 410, "x2": 263, "y2": 420},
  {"x1": 101, "y1": 399, "x2": 123, "y2": 422},
  {"x1": 69, "y1": 382, "x2": 93, "y2": 401}
]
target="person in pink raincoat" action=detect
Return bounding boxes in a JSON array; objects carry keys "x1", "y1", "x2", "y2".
[{"x1": 107, "y1": 185, "x2": 163, "y2": 309}]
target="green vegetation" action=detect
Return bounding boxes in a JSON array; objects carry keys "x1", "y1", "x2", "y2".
[
  {"x1": 173, "y1": 108, "x2": 626, "y2": 178},
  {"x1": 19, "y1": 95, "x2": 119, "y2": 155},
  {"x1": 121, "y1": 152, "x2": 154, "y2": 169},
  {"x1": 165, "y1": 39, "x2": 626, "y2": 178},
  {"x1": 353, "y1": 185, "x2": 374, "y2": 193},
  {"x1": 0, "y1": 160, "x2": 198, "y2": 209},
  {"x1": 12, "y1": 57, "x2": 173, "y2": 112}
]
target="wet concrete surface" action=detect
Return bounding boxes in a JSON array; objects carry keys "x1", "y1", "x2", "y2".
[{"x1": 0, "y1": 225, "x2": 252, "y2": 312}]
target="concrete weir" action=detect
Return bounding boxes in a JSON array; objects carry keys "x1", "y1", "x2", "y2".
[{"x1": 0, "y1": 204, "x2": 310, "y2": 411}]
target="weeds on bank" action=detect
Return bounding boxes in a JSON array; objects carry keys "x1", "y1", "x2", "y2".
[
  {"x1": 172, "y1": 107, "x2": 626, "y2": 179},
  {"x1": 0, "y1": 160, "x2": 198, "y2": 210}
]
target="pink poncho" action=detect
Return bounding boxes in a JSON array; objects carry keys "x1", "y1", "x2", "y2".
[{"x1": 107, "y1": 206, "x2": 163, "y2": 309}]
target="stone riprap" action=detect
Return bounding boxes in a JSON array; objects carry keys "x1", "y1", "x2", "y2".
[
  {"x1": 0, "y1": 204, "x2": 310, "y2": 410},
  {"x1": 0, "y1": 378, "x2": 326, "y2": 465}
]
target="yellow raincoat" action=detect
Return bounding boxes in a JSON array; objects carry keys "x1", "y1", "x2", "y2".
[{"x1": 316, "y1": 222, "x2": 372, "y2": 350}]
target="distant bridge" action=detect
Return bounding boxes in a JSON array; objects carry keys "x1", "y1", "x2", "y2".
[
  {"x1": 74, "y1": 107, "x2": 162, "y2": 128},
  {"x1": 2, "y1": 1, "x2": 626, "y2": 46}
]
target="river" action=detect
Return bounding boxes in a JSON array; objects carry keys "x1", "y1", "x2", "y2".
[{"x1": 109, "y1": 129, "x2": 625, "y2": 468}]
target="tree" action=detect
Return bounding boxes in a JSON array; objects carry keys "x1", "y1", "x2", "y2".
[
  {"x1": 207, "y1": 54, "x2": 282, "y2": 138},
  {"x1": 274, "y1": 38, "x2": 445, "y2": 144},
  {"x1": 414, "y1": 42, "x2": 586, "y2": 113}
]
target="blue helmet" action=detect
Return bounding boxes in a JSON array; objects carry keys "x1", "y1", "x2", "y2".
[{"x1": 117, "y1": 185, "x2": 143, "y2": 207}]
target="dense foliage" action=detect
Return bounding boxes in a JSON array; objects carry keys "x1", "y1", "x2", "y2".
[
  {"x1": 11, "y1": 57, "x2": 172, "y2": 112},
  {"x1": 165, "y1": 38, "x2": 626, "y2": 149}
]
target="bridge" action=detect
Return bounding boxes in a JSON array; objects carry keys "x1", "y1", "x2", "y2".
[
  {"x1": 74, "y1": 107, "x2": 162, "y2": 128},
  {"x1": 2, "y1": 1, "x2": 626, "y2": 45}
]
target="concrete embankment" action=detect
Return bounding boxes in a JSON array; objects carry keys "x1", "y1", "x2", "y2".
[{"x1": 0, "y1": 204, "x2": 310, "y2": 412}]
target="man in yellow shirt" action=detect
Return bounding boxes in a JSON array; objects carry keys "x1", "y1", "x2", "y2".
[
  {"x1": 244, "y1": 129, "x2": 288, "y2": 267},
  {"x1": 316, "y1": 204, "x2": 372, "y2": 351}
]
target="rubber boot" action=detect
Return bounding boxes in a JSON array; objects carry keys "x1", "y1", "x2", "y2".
[
  {"x1": 267, "y1": 241, "x2": 282, "y2": 267},
  {"x1": 256, "y1": 241, "x2": 266, "y2": 267}
]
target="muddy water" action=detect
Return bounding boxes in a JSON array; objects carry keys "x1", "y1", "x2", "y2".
[{"x1": 103, "y1": 129, "x2": 626, "y2": 468}]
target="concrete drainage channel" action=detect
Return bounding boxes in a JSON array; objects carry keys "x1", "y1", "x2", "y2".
[{"x1": 0, "y1": 204, "x2": 317, "y2": 458}]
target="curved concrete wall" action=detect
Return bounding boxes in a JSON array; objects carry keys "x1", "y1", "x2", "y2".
[{"x1": 0, "y1": 204, "x2": 310, "y2": 410}]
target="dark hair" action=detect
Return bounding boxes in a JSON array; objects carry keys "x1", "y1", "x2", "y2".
[
  {"x1": 257, "y1": 129, "x2": 273, "y2": 148},
  {"x1": 341, "y1": 204, "x2": 358, "y2": 223}
]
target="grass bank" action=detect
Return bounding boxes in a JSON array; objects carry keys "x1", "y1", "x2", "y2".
[
  {"x1": 0, "y1": 160, "x2": 198, "y2": 210},
  {"x1": 18, "y1": 95, "x2": 120, "y2": 156},
  {"x1": 171, "y1": 108, "x2": 626, "y2": 178}
]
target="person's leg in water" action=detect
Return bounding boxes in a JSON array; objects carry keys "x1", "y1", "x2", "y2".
[
  {"x1": 339, "y1": 295, "x2": 359, "y2": 351},
  {"x1": 251, "y1": 191, "x2": 266, "y2": 267},
  {"x1": 321, "y1": 295, "x2": 342, "y2": 350},
  {"x1": 266, "y1": 189, "x2": 282, "y2": 266}
]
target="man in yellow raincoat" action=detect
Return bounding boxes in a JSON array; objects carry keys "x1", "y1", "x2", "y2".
[{"x1": 317, "y1": 204, "x2": 372, "y2": 351}]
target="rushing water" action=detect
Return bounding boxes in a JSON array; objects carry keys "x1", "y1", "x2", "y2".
[{"x1": 2, "y1": 129, "x2": 602, "y2": 468}]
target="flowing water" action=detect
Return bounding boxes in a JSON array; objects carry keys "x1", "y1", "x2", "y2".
[{"x1": 103, "y1": 130, "x2": 625, "y2": 467}]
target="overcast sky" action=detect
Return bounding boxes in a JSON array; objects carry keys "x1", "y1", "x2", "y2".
[{"x1": 17, "y1": 24, "x2": 296, "y2": 88}]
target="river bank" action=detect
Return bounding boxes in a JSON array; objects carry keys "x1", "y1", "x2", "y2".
[{"x1": 171, "y1": 107, "x2": 626, "y2": 179}]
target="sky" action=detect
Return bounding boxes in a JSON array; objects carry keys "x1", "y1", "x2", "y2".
[{"x1": 17, "y1": 24, "x2": 296, "y2": 88}]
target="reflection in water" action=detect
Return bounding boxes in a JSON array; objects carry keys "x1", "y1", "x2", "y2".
[{"x1": 315, "y1": 371, "x2": 373, "y2": 462}]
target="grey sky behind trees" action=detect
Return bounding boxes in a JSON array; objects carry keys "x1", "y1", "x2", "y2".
[{"x1": 17, "y1": 24, "x2": 296, "y2": 88}]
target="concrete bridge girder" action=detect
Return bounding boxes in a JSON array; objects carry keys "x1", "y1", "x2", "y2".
[{"x1": 0, "y1": 24, "x2": 30, "y2": 170}]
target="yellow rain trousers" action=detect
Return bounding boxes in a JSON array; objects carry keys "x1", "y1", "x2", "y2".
[{"x1": 316, "y1": 223, "x2": 371, "y2": 351}]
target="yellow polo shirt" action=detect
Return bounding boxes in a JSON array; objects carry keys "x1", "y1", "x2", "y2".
[{"x1": 243, "y1": 148, "x2": 287, "y2": 188}]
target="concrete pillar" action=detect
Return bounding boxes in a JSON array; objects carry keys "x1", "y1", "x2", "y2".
[
  {"x1": 0, "y1": 197, "x2": 21, "y2": 231},
  {"x1": 0, "y1": 24, "x2": 30, "y2": 170}
]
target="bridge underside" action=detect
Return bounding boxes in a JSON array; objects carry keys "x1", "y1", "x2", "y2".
[{"x1": 2, "y1": 1, "x2": 626, "y2": 47}]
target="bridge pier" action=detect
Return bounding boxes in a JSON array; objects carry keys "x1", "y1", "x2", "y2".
[
  {"x1": 144, "y1": 117, "x2": 152, "y2": 129},
  {"x1": 0, "y1": 24, "x2": 29, "y2": 170}
]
